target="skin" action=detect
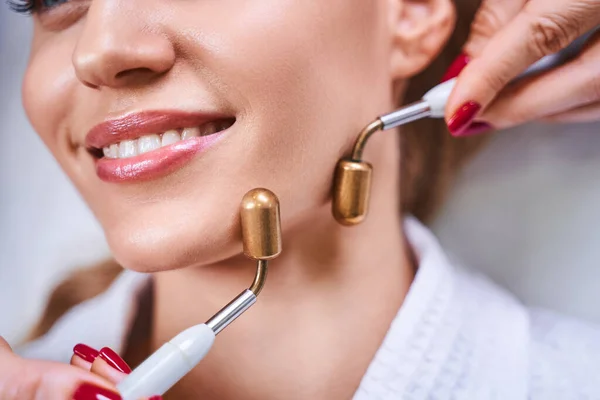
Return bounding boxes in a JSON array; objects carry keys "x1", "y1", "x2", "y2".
[{"x1": 1, "y1": 0, "x2": 456, "y2": 398}]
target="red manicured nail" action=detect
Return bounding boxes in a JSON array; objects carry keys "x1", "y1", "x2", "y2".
[
  {"x1": 99, "y1": 347, "x2": 132, "y2": 374},
  {"x1": 72, "y1": 382, "x2": 121, "y2": 400},
  {"x1": 73, "y1": 344, "x2": 100, "y2": 363},
  {"x1": 456, "y1": 121, "x2": 494, "y2": 137},
  {"x1": 447, "y1": 101, "x2": 482, "y2": 136},
  {"x1": 148, "y1": 396, "x2": 163, "y2": 400},
  {"x1": 441, "y1": 53, "x2": 470, "y2": 82}
]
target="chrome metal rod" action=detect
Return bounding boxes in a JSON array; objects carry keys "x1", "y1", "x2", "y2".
[
  {"x1": 205, "y1": 289, "x2": 256, "y2": 335},
  {"x1": 379, "y1": 100, "x2": 432, "y2": 131},
  {"x1": 249, "y1": 260, "x2": 268, "y2": 296},
  {"x1": 350, "y1": 119, "x2": 383, "y2": 161}
]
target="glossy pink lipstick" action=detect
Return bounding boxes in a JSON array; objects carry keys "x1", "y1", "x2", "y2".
[{"x1": 86, "y1": 111, "x2": 234, "y2": 183}]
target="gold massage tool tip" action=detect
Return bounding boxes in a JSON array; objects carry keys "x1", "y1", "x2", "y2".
[
  {"x1": 205, "y1": 188, "x2": 282, "y2": 334},
  {"x1": 332, "y1": 119, "x2": 383, "y2": 226},
  {"x1": 241, "y1": 188, "x2": 282, "y2": 295},
  {"x1": 241, "y1": 188, "x2": 282, "y2": 261}
]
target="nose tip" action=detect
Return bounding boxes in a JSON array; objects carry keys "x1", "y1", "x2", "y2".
[{"x1": 73, "y1": 31, "x2": 175, "y2": 89}]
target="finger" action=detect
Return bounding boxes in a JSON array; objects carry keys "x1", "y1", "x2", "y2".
[
  {"x1": 0, "y1": 359, "x2": 117, "y2": 400},
  {"x1": 45, "y1": 365, "x2": 118, "y2": 400},
  {"x1": 464, "y1": 0, "x2": 527, "y2": 57},
  {"x1": 91, "y1": 357, "x2": 129, "y2": 385},
  {"x1": 92, "y1": 348, "x2": 163, "y2": 399},
  {"x1": 71, "y1": 343, "x2": 100, "y2": 370},
  {"x1": 446, "y1": 0, "x2": 600, "y2": 135},
  {"x1": 442, "y1": 0, "x2": 526, "y2": 83},
  {"x1": 478, "y1": 33, "x2": 600, "y2": 129},
  {"x1": 0, "y1": 336, "x2": 12, "y2": 353},
  {"x1": 91, "y1": 348, "x2": 163, "y2": 399},
  {"x1": 543, "y1": 101, "x2": 600, "y2": 124},
  {"x1": 71, "y1": 382, "x2": 122, "y2": 400},
  {"x1": 55, "y1": 366, "x2": 119, "y2": 400},
  {"x1": 90, "y1": 347, "x2": 131, "y2": 385},
  {"x1": 98, "y1": 347, "x2": 132, "y2": 374},
  {"x1": 71, "y1": 354, "x2": 93, "y2": 370}
]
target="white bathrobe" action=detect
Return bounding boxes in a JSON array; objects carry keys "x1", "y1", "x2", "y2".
[{"x1": 19, "y1": 218, "x2": 600, "y2": 399}]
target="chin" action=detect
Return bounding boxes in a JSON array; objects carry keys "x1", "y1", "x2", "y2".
[{"x1": 102, "y1": 201, "x2": 243, "y2": 273}]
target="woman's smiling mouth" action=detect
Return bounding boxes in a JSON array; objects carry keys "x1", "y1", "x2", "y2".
[{"x1": 86, "y1": 111, "x2": 235, "y2": 183}]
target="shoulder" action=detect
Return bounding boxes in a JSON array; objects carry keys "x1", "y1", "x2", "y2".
[{"x1": 527, "y1": 307, "x2": 600, "y2": 399}]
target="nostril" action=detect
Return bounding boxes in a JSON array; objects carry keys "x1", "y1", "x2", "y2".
[
  {"x1": 82, "y1": 81, "x2": 100, "y2": 90},
  {"x1": 115, "y1": 68, "x2": 157, "y2": 82}
]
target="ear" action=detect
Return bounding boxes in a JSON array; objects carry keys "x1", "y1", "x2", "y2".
[{"x1": 388, "y1": 0, "x2": 456, "y2": 78}]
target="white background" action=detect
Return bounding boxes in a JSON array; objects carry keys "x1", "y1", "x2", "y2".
[{"x1": 1, "y1": 8, "x2": 599, "y2": 345}]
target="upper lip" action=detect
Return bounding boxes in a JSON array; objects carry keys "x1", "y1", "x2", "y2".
[{"x1": 85, "y1": 110, "x2": 233, "y2": 150}]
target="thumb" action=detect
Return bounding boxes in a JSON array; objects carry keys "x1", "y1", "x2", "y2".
[{"x1": 446, "y1": 0, "x2": 600, "y2": 136}]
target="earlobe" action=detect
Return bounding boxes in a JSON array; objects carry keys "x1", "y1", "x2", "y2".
[{"x1": 389, "y1": 0, "x2": 456, "y2": 78}]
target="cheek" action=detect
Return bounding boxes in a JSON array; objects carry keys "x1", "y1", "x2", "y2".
[
  {"x1": 23, "y1": 34, "x2": 78, "y2": 163},
  {"x1": 191, "y1": 0, "x2": 393, "y2": 216},
  {"x1": 22, "y1": 29, "x2": 101, "y2": 211}
]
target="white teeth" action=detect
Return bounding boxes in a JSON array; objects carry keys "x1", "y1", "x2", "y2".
[
  {"x1": 101, "y1": 121, "x2": 232, "y2": 159},
  {"x1": 161, "y1": 130, "x2": 181, "y2": 146},
  {"x1": 137, "y1": 134, "x2": 161, "y2": 155},
  {"x1": 102, "y1": 144, "x2": 118, "y2": 159},
  {"x1": 181, "y1": 127, "x2": 201, "y2": 140},
  {"x1": 119, "y1": 140, "x2": 138, "y2": 158},
  {"x1": 109, "y1": 144, "x2": 119, "y2": 158}
]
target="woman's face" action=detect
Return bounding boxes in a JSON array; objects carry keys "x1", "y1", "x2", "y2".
[{"x1": 23, "y1": 0, "x2": 412, "y2": 271}]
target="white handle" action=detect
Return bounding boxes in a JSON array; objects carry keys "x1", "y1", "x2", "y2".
[
  {"x1": 423, "y1": 79, "x2": 457, "y2": 118},
  {"x1": 117, "y1": 324, "x2": 215, "y2": 400}
]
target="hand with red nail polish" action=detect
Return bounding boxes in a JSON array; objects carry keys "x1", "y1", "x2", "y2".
[
  {"x1": 443, "y1": 0, "x2": 600, "y2": 137},
  {"x1": 0, "y1": 336, "x2": 122, "y2": 400},
  {"x1": 68, "y1": 344, "x2": 162, "y2": 399},
  {"x1": 71, "y1": 344, "x2": 131, "y2": 386}
]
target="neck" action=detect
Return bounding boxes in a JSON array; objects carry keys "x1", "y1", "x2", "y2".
[{"x1": 151, "y1": 133, "x2": 413, "y2": 399}]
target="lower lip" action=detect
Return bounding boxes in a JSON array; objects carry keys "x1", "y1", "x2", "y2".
[{"x1": 96, "y1": 133, "x2": 224, "y2": 183}]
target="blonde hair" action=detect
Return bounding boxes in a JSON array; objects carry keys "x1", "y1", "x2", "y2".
[{"x1": 29, "y1": 0, "x2": 485, "y2": 341}]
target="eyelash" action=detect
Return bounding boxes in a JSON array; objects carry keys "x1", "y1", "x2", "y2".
[{"x1": 8, "y1": 0, "x2": 37, "y2": 14}]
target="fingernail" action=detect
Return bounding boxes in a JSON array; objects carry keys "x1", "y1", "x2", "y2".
[
  {"x1": 73, "y1": 344, "x2": 100, "y2": 363},
  {"x1": 72, "y1": 382, "x2": 121, "y2": 400},
  {"x1": 148, "y1": 396, "x2": 163, "y2": 400},
  {"x1": 99, "y1": 347, "x2": 132, "y2": 374},
  {"x1": 447, "y1": 101, "x2": 482, "y2": 136},
  {"x1": 456, "y1": 121, "x2": 494, "y2": 137},
  {"x1": 441, "y1": 53, "x2": 470, "y2": 82}
]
